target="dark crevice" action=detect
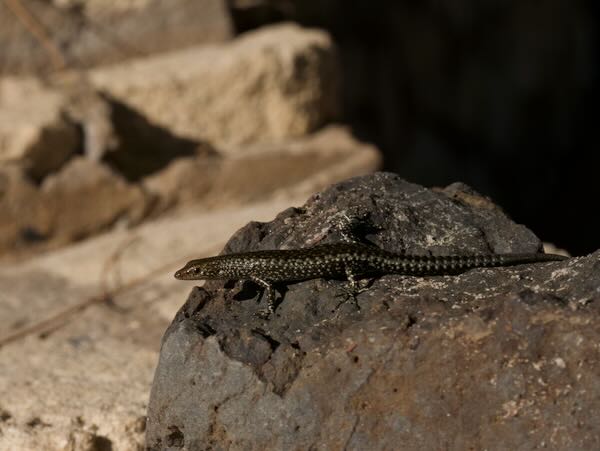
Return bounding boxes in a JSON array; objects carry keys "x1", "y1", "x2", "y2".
[
  {"x1": 166, "y1": 425, "x2": 184, "y2": 448},
  {"x1": 406, "y1": 314, "x2": 418, "y2": 329},
  {"x1": 180, "y1": 288, "x2": 211, "y2": 320},
  {"x1": 19, "y1": 227, "x2": 49, "y2": 244},
  {"x1": 196, "y1": 321, "x2": 216, "y2": 338},
  {"x1": 251, "y1": 328, "x2": 281, "y2": 352},
  {"x1": 26, "y1": 417, "x2": 51, "y2": 428},
  {"x1": 100, "y1": 93, "x2": 217, "y2": 182},
  {"x1": 89, "y1": 435, "x2": 113, "y2": 451},
  {"x1": 0, "y1": 409, "x2": 11, "y2": 422}
]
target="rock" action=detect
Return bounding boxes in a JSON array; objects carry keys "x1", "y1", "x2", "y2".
[
  {"x1": 0, "y1": 94, "x2": 377, "y2": 258},
  {"x1": 0, "y1": 0, "x2": 232, "y2": 74},
  {"x1": 57, "y1": 76, "x2": 119, "y2": 162},
  {"x1": 40, "y1": 157, "x2": 149, "y2": 243},
  {"x1": 0, "y1": 157, "x2": 153, "y2": 257},
  {"x1": 146, "y1": 173, "x2": 600, "y2": 450},
  {"x1": 212, "y1": 125, "x2": 381, "y2": 203},
  {"x1": 0, "y1": 78, "x2": 78, "y2": 181},
  {"x1": 98, "y1": 95, "x2": 208, "y2": 181},
  {"x1": 0, "y1": 332, "x2": 153, "y2": 451},
  {"x1": 142, "y1": 154, "x2": 222, "y2": 213},
  {"x1": 0, "y1": 165, "x2": 45, "y2": 253},
  {"x1": 0, "y1": 76, "x2": 124, "y2": 179},
  {"x1": 142, "y1": 125, "x2": 381, "y2": 212},
  {"x1": 90, "y1": 23, "x2": 340, "y2": 147}
]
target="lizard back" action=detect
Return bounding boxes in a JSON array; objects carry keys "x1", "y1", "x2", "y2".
[{"x1": 174, "y1": 243, "x2": 567, "y2": 282}]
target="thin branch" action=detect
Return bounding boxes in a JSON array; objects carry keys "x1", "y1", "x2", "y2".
[
  {"x1": 0, "y1": 243, "x2": 223, "y2": 348},
  {"x1": 3, "y1": 0, "x2": 66, "y2": 71}
]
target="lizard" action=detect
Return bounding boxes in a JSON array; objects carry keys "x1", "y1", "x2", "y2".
[{"x1": 174, "y1": 241, "x2": 568, "y2": 317}]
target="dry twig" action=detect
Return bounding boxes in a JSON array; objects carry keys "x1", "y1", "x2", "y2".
[
  {"x1": 0, "y1": 241, "x2": 223, "y2": 348},
  {"x1": 3, "y1": 0, "x2": 66, "y2": 71}
]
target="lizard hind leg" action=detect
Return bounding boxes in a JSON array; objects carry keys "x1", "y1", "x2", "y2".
[
  {"x1": 345, "y1": 266, "x2": 372, "y2": 294},
  {"x1": 334, "y1": 266, "x2": 369, "y2": 312},
  {"x1": 250, "y1": 276, "x2": 277, "y2": 319}
]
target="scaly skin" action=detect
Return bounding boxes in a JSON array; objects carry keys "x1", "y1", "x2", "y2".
[{"x1": 175, "y1": 242, "x2": 568, "y2": 316}]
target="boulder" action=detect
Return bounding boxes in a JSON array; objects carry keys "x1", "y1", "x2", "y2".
[
  {"x1": 0, "y1": 78, "x2": 78, "y2": 181},
  {"x1": 0, "y1": 157, "x2": 150, "y2": 257},
  {"x1": 0, "y1": 165, "x2": 44, "y2": 252},
  {"x1": 40, "y1": 157, "x2": 149, "y2": 242},
  {"x1": 90, "y1": 23, "x2": 340, "y2": 147},
  {"x1": 146, "y1": 173, "x2": 599, "y2": 450}
]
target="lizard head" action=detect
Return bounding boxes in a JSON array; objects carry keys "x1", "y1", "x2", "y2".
[{"x1": 174, "y1": 257, "x2": 229, "y2": 280}]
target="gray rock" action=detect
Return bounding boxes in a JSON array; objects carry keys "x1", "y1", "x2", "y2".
[{"x1": 146, "y1": 173, "x2": 600, "y2": 450}]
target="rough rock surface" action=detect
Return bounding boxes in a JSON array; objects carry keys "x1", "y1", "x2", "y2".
[
  {"x1": 90, "y1": 23, "x2": 340, "y2": 147},
  {"x1": 146, "y1": 173, "x2": 599, "y2": 450},
  {"x1": 0, "y1": 0, "x2": 232, "y2": 74}
]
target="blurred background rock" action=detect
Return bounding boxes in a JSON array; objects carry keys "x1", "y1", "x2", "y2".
[
  {"x1": 1, "y1": 0, "x2": 596, "y2": 259},
  {"x1": 0, "y1": 0, "x2": 380, "y2": 260}
]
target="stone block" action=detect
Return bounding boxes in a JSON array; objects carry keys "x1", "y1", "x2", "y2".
[
  {"x1": 0, "y1": 78, "x2": 78, "y2": 181},
  {"x1": 90, "y1": 23, "x2": 340, "y2": 147}
]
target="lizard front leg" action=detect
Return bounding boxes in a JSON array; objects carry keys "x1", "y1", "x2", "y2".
[
  {"x1": 251, "y1": 275, "x2": 276, "y2": 318},
  {"x1": 334, "y1": 265, "x2": 368, "y2": 312}
]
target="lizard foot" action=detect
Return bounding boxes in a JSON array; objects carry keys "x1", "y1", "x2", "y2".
[{"x1": 334, "y1": 286, "x2": 364, "y2": 312}]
